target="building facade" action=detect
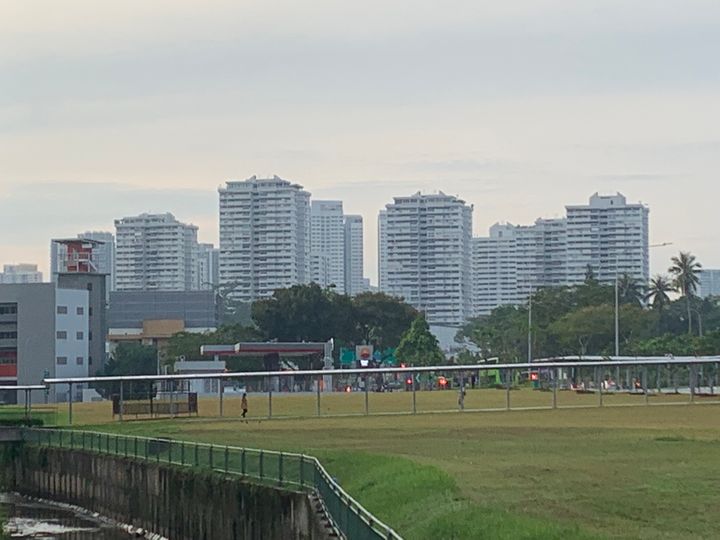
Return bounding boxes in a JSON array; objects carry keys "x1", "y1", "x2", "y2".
[
  {"x1": 218, "y1": 176, "x2": 311, "y2": 302},
  {"x1": 0, "y1": 264, "x2": 43, "y2": 284},
  {"x1": 0, "y1": 283, "x2": 90, "y2": 404},
  {"x1": 471, "y1": 192, "x2": 649, "y2": 316},
  {"x1": 51, "y1": 233, "x2": 115, "y2": 300},
  {"x1": 379, "y1": 192, "x2": 473, "y2": 326},
  {"x1": 310, "y1": 200, "x2": 345, "y2": 291},
  {"x1": 196, "y1": 243, "x2": 219, "y2": 290},
  {"x1": 115, "y1": 213, "x2": 199, "y2": 291},
  {"x1": 698, "y1": 269, "x2": 720, "y2": 298},
  {"x1": 344, "y1": 214, "x2": 367, "y2": 296}
]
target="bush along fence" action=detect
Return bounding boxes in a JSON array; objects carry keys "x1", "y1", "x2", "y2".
[{"x1": 20, "y1": 428, "x2": 402, "y2": 540}]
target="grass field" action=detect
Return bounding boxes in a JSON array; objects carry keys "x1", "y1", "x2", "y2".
[{"x1": 44, "y1": 389, "x2": 719, "y2": 540}]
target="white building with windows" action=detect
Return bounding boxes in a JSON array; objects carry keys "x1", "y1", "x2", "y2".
[
  {"x1": 196, "y1": 243, "x2": 219, "y2": 290},
  {"x1": 471, "y1": 193, "x2": 649, "y2": 316},
  {"x1": 699, "y1": 269, "x2": 720, "y2": 298},
  {"x1": 219, "y1": 175, "x2": 311, "y2": 302},
  {"x1": 344, "y1": 215, "x2": 367, "y2": 296},
  {"x1": 115, "y1": 213, "x2": 199, "y2": 291},
  {"x1": 565, "y1": 192, "x2": 649, "y2": 285},
  {"x1": 379, "y1": 192, "x2": 472, "y2": 326},
  {"x1": 310, "y1": 201, "x2": 345, "y2": 291},
  {"x1": 0, "y1": 264, "x2": 43, "y2": 284}
]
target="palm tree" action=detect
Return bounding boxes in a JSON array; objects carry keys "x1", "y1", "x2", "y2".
[
  {"x1": 668, "y1": 252, "x2": 702, "y2": 334},
  {"x1": 645, "y1": 275, "x2": 674, "y2": 310},
  {"x1": 617, "y1": 273, "x2": 645, "y2": 306}
]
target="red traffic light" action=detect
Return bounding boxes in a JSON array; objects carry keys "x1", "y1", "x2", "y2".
[{"x1": 406, "y1": 378, "x2": 413, "y2": 385}]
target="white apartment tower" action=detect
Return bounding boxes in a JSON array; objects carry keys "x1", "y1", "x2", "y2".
[
  {"x1": 114, "y1": 213, "x2": 199, "y2": 291},
  {"x1": 378, "y1": 210, "x2": 388, "y2": 292},
  {"x1": 565, "y1": 193, "x2": 649, "y2": 284},
  {"x1": 310, "y1": 201, "x2": 345, "y2": 292},
  {"x1": 471, "y1": 193, "x2": 649, "y2": 316},
  {"x1": 699, "y1": 269, "x2": 720, "y2": 298},
  {"x1": 344, "y1": 215, "x2": 366, "y2": 296},
  {"x1": 219, "y1": 176, "x2": 311, "y2": 302},
  {"x1": 196, "y1": 243, "x2": 219, "y2": 290},
  {"x1": 379, "y1": 192, "x2": 473, "y2": 326}
]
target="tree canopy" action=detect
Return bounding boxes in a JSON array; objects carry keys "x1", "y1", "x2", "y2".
[{"x1": 396, "y1": 316, "x2": 445, "y2": 366}]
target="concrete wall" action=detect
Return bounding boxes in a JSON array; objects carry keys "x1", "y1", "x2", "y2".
[{"x1": 0, "y1": 445, "x2": 330, "y2": 540}]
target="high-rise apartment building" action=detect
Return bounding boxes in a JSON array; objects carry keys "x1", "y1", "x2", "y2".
[
  {"x1": 0, "y1": 264, "x2": 43, "y2": 284},
  {"x1": 698, "y1": 269, "x2": 720, "y2": 298},
  {"x1": 51, "y1": 232, "x2": 115, "y2": 297},
  {"x1": 471, "y1": 193, "x2": 649, "y2": 316},
  {"x1": 219, "y1": 176, "x2": 311, "y2": 303},
  {"x1": 310, "y1": 201, "x2": 345, "y2": 291},
  {"x1": 196, "y1": 243, "x2": 219, "y2": 290},
  {"x1": 344, "y1": 215, "x2": 366, "y2": 296},
  {"x1": 378, "y1": 210, "x2": 388, "y2": 292},
  {"x1": 379, "y1": 192, "x2": 473, "y2": 326},
  {"x1": 115, "y1": 213, "x2": 199, "y2": 291},
  {"x1": 565, "y1": 193, "x2": 649, "y2": 284}
]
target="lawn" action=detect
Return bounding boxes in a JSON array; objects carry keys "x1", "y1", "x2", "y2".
[
  {"x1": 58, "y1": 390, "x2": 720, "y2": 540},
  {"x1": 52, "y1": 390, "x2": 720, "y2": 538}
]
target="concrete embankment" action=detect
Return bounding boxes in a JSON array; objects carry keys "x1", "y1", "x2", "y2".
[{"x1": 0, "y1": 443, "x2": 331, "y2": 540}]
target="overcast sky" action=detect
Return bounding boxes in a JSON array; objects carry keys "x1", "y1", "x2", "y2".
[{"x1": 2, "y1": 1, "x2": 719, "y2": 283}]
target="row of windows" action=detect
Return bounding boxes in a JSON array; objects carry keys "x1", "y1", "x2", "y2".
[
  {"x1": 0, "y1": 305, "x2": 17, "y2": 315},
  {"x1": 56, "y1": 331, "x2": 90, "y2": 340},
  {"x1": 56, "y1": 356, "x2": 86, "y2": 365},
  {"x1": 0, "y1": 332, "x2": 17, "y2": 339},
  {"x1": 57, "y1": 306, "x2": 85, "y2": 315}
]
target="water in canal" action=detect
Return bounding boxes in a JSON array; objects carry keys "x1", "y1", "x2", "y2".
[{"x1": 1, "y1": 493, "x2": 132, "y2": 539}]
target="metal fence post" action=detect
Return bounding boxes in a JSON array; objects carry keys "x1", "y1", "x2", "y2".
[
  {"x1": 268, "y1": 380, "x2": 273, "y2": 419},
  {"x1": 364, "y1": 376, "x2": 369, "y2": 416},
  {"x1": 134, "y1": 437, "x2": 138, "y2": 458},
  {"x1": 259, "y1": 450, "x2": 264, "y2": 479},
  {"x1": 181, "y1": 442, "x2": 185, "y2": 465},
  {"x1": 553, "y1": 368, "x2": 558, "y2": 409},
  {"x1": 194, "y1": 443, "x2": 199, "y2": 466},
  {"x1": 241, "y1": 449, "x2": 246, "y2": 475},
  {"x1": 68, "y1": 383, "x2": 73, "y2": 425},
  {"x1": 643, "y1": 366, "x2": 649, "y2": 405},
  {"x1": 690, "y1": 365, "x2": 696, "y2": 403},
  {"x1": 119, "y1": 380, "x2": 124, "y2": 422},
  {"x1": 278, "y1": 452, "x2": 284, "y2": 486},
  {"x1": 412, "y1": 377, "x2": 417, "y2": 415},
  {"x1": 300, "y1": 456, "x2": 305, "y2": 487},
  {"x1": 316, "y1": 375, "x2": 321, "y2": 416},
  {"x1": 595, "y1": 367, "x2": 603, "y2": 407},
  {"x1": 505, "y1": 369, "x2": 511, "y2": 411},
  {"x1": 219, "y1": 377, "x2": 224, "y2": 418},
  {"x1": 209, "y1": 445, "x2": 214, "y2": 469},
  {"x1": 224, "y1": 446, "x2": 229, "y2": 473}
]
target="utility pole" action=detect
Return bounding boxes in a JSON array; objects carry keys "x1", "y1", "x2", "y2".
[{"x1": 527, "y1": 289, "x2": 533, "y2": 363}]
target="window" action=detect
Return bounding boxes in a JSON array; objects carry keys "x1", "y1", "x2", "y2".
[
  {"x1": 88, "y1": 331, "x2": 93, "y2": 341},
  {"x1": 56, "y1": 331, "x2": 67, "y2": 340},
  {"x1": 88, "y1": 356, "x2": 93, "y2": 365},
  {"x1": 56, "y1": 356, "x2": 67, "y2": 365},
  {"x1": 76, "y1": 331, "x2": 84, "y2": 340},
  {"x1": 76, "y1": 356, "x2": 84, "y2": 365},
  {"x1": 76, "y1": 307, "x2": 84, "y2": 315},
  {"x1": 86, "y1": 282, "x2": 93, "y2": 291},
  {"x1": 56, "y1": 306, "x2": 68, "y2": 314},
  {"x1": 0, "y1": 331, "x2": 17, "y2": 339},
  {"x1": 89, "y1": 307, "x2": 93, "y2": 316}
]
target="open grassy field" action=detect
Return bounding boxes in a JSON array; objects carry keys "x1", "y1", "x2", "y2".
[{"x1": 55, "y1": 390, "x2": 720, "y2": 540}]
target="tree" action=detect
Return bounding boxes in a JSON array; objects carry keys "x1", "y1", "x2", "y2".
[
  {"x1": 669, "y1": 252, "x2": 702, "y2": 334},
  {"x1": 351, "y1": 292, "x2": 418, "y2": 348},
  {"x1": 396, "y1": 316, "x2": 444, "y2": 366},
  {"x1": 645, "y1": 275, "x2": 674, "y2": 311},
  {"x1": 459, "y1": 306, "x2": 527, "y2": 361},
  {"x1": 617, "y1": 273, "x2": 645, "y2": 306},
  {"x1": 165, "y1": 324, "x2": 262, "y2": 363},
  {"x1": 95, "y1": 343, "x2": 158, "y2": 399}
]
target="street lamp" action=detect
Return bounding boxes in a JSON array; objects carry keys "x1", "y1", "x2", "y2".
[{"x1": 614, "y1": 242, "x2": 673, "y2": 357}]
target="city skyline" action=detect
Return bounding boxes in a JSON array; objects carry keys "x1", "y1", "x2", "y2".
[
  {"x1": 2, "y1": 2, "x2": 719, "y2": 281},
  {"x1": 0, "y1": 182, "x2": 707, "y2": 286}
]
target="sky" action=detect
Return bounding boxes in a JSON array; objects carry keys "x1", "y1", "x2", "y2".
[{"x1": 2, "y1": 0, "x2": 719, "y2": 283}]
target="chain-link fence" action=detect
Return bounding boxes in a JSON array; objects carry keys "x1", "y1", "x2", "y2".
[{"x1": 20, "y1": 428, "x2": 401, "y2": 540}]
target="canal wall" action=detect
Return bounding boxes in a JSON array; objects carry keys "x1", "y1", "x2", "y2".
[{"x1": 0, "y1": 443, "x2": 331, "y2": 540}]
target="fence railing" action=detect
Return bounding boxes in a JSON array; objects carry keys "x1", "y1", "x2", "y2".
[{"x1": 20, "y1": 428, "x2": 402, "y2": 540}]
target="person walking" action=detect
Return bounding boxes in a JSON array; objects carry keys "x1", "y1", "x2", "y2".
[{"x1": 241, "y1": 392, "x2": 248, "y2": 422}]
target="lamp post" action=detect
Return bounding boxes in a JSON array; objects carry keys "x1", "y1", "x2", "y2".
[{"x1": 614, "y1": 242, "x2": 672, "y2": 358}]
